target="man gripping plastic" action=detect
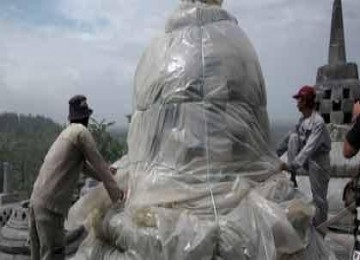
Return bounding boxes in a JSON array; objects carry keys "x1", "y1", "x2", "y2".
[{"x1": 276, "y1": 85, "x2": 331, "y2": 228}]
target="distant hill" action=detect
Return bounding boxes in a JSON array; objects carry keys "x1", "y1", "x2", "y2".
[
  {"x1": 0, "y1": 113, "x2": 128, "y2": 196},
  {"x1": 269, "y1": 120, "x2": 293, "y2": 149},
  {"x1": 0, "y1": 112, "x2": 62, "y2": 196}
]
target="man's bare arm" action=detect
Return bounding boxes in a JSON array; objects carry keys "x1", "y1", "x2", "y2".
[
  {"x1": 83, "y1": 161, "x2": 101, "y2": 181},
  {"x1": 78, "y1": 129, "x2": 124, "y2": 203}
]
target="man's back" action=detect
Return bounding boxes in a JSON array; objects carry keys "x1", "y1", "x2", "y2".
[{"x1": 30, "y1": 123, "x2": 90, "y2": 216}]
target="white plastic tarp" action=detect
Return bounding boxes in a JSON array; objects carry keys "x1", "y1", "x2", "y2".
[{"x1": 67, "y1": 1, "x2": 338, "y2": 259}]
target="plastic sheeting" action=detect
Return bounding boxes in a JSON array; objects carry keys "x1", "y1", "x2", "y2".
[{"x1": 68, "y1": 1, "x2": 337, "y2": 259}]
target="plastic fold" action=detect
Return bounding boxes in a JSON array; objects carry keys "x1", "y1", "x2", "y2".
[{"x1": 69, "y1": 1, "x2": 338, "y2": 259}]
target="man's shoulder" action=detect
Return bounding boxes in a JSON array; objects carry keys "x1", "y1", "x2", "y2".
[
  {"x1": 65, "y1": 123, "x2": 89, "y2": 134},
  {"x1": 312, "y1": 112, "x2": 325, "y2": 125},
  {"x1": 60, "y1": 123, "x2": 91, "y2": 142}
]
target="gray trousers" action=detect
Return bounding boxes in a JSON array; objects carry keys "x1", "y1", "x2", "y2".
[
  {"x1": 29, "y1": 204, "x2": 65, "y2": 260},
  {"x1": 288, "y1": 133, "x2": 330, "y2": 227}
]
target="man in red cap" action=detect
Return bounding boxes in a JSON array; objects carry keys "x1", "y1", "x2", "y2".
[
  {"x1": 276, "y1": 85, "x2": 331, "y2": 229},
  {"x1": 29, "y1": 95, "x2": 125, "y2": 260}
]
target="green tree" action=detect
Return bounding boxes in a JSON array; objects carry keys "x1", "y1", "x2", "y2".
[
  {"x1": 0, "y1": 112, "x2": 61, "y2": 197},
  {"x1": 0, "y1": 113, "x2": 127, "y2": 197},
  {"x1": 88, "y1": 118, "x2": 127, "y2": 162}
]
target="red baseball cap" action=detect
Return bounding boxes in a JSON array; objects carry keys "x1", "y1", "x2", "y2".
[{"x1": 292, "y1": 85, "x2": 316, "y2": 99}]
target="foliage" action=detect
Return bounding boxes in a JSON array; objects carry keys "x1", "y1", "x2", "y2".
[
  {"x1": 0, "y1": 112, "x2": 127, "y2": 196},
  {"x1": 0, "y1": 112, "x2": 62, "y2": 196},
  {"x1": 88, "y1": 118, "x2": 127, "y2": 163}
]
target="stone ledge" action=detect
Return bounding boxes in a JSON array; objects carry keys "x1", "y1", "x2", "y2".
[{"x1": 0, "y1": 194, "x2": 19, "y2": 206}]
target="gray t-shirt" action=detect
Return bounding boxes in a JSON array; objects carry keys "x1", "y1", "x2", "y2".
[
  {"x1": 30, "y1": 123, "x2": 109, "y2": 216},
  {"x1": 276, "y1": 111, "x2": 331, "y2": 169}
]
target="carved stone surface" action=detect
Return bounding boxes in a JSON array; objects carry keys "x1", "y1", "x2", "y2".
[
  {"x1": 0, "y1": 201, "x2": 87, "y2": 259},
  {"x1": 0, "y1": 206, "x2": 14, "y2": 227},
  {"x1": 328, "y1": 0, "x2": 346, "y2": 65},
  {"x1": 0, "y1": 163, "x2": 19, "y2": 207}
]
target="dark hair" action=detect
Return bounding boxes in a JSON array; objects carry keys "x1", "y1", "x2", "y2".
[
  {"x1": 70, "y1": 117, "x2": 89, "y2": 127},
  {"x1": 68, "y1": 95, "x2": 93, "y2": 121}
]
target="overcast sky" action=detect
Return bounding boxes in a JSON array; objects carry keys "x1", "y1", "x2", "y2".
[{"x1": 0, "y1": 0, "x2": 359, "y2": 127}]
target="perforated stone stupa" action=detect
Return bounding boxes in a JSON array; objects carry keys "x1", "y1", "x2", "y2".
[{"x1": 315, "y1": 0, "x2": 360, "y2": 124}]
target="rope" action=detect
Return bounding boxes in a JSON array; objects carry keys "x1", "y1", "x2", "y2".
[{"x1": 199, "y1": 16, "x2": 218, "y2": 221}]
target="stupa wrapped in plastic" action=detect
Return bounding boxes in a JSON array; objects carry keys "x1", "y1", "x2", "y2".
[{"x1": 67, "y1": 1, "x2": 337, "y2": 259}]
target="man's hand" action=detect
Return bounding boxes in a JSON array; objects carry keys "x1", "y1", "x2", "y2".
[
  {"x1": 279, "y1": 162, "x2": 298, "y2": 188},
  {"x1": 352, "y1": 101, "x2": 360, "y2": 122},
  {"x1": 112, "y1": 189, "x2": 127, "y2": 209},
  {"x1": 109, "y1": 166, "x2": 117, "y2": 175}
]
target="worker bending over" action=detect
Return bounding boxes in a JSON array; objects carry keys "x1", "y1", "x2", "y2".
[{"x1": 29, "y1": 95, "x2": 125, "y2": 260}]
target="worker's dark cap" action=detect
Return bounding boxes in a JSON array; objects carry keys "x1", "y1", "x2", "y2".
[
  {"x1": 68, "y1": 95, "x2": 93, "y2": 121},
  {"x1": 292, "y1": 85, "x2": 316, "y2": 99}
]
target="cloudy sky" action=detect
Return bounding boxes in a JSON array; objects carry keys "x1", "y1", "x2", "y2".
[{"x1": 0, "y1": 0, "x2": 359, "y2": 127}]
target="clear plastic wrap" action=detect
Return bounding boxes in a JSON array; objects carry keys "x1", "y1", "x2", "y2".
[{"x1": 69, "y1": 1, "x2": 338, "y2": 259}]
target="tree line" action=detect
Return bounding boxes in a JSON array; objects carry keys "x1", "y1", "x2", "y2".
[{"x1": 0, "y1": 112, "x2": 127, "y2": 198}]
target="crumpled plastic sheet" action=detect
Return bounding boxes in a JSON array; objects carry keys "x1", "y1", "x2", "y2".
[
  {"x1": 69, "y1": 170, "x2": 336, "y2": 260},
  {"x1": 68, "y1": 1, "x2": 338, "y2": 259}
]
